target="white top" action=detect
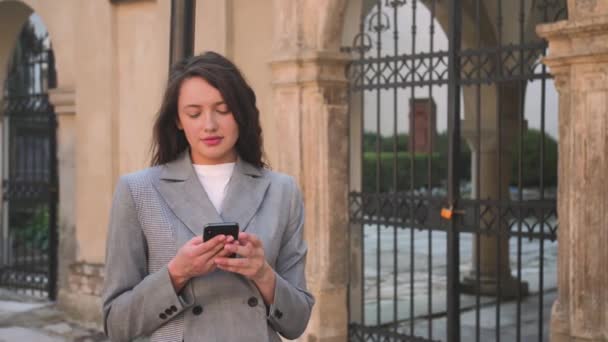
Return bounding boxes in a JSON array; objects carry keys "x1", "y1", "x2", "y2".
[{"x1": 192, "y1": 162, "x2": 235, "y2": 214}]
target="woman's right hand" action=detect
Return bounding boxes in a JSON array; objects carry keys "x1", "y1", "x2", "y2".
[{"x1": 167, "y1": 234, "x2": 234, "y2": 292}]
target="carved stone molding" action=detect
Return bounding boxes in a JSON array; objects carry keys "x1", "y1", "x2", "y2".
[
  {"x1": 48, "y1": 87, "x2": 76, "y2": 116},
  {"x1": 270, "y1": 51, "x2": 349, "y2": 87},
  {"x1": 537, "y1": 15, "x2": 608, "y2": 68},
  {"x1": 109, "y1": 0, "x2": 155, "y2": 4}
]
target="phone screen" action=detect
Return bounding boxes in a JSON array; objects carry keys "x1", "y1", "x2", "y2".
[{"x1": 203, "y1": 222, "x2": 239, "y2": 242}]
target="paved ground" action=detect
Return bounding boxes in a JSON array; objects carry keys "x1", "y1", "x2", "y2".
[
  {"x1": 356, "y1": 226, "x2": 557, "y2": 342},
  {"x1": 0, "y1": 289, "x2": 108, "y2": 342}
]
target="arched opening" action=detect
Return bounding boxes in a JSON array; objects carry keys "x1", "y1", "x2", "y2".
[
  {"x1": 0, "y1": 11, "x2": 58, "y2": 300},
  {"x1": 342, "y1": 1, "x2": 565, "y2": 341}
]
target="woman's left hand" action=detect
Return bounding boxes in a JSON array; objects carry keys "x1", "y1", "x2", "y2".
[{"x1": 214, "y1": 232, "x2": 271, "y2": 281}]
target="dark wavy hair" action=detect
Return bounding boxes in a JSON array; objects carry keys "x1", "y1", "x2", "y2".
[{"x1": 150, "y1": 51, "x2": 266, "y2": 168}]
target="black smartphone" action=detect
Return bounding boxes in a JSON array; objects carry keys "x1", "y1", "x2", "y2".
[{"x1": 203, "y1": 222, "x2": 239, "y2": 242}]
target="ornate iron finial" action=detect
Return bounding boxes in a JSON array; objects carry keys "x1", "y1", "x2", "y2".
[
  {"x1": 386, "y1": 0, "x2": 407, "y2": 8},
  {"x1": 341, "y1": 32, "x2": 374, "y2": 55},
  {"x1": 368, "y1": 11, "x2": 391, "y2": 34}
]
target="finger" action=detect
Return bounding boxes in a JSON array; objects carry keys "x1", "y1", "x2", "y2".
[
  {"x1": 214, "y1": 256, "x2": 249, "y2": 268},
  {"x1": 223, "y1": 243, "x2": 253, "y2": 257},
  {"x1": 215, "y1": 263, "x2": 246, "y2": 275},
  {"x1": 238, "y1": 232, "x2": 262, "y2": 248},
  {"x1": 206, "y1": 233, "x2": 228, "y2": 245},
  {"x1": 214, "y1": 246, "x2": 236, "y2": 258},
  {"x1": 201, "y1": 240, "x2": 227, "y2": 259},
  {"x1": 194, "y1": 234, "x2": 226, "y2": 254},
  {"x1": 204, "y1": 262, "x2": 217, "y2": 272},
  {"x1": 189, "y1": 235, "x2": 204, "y2": 245},
  {"x1": 236, "y1": 232, "x2": 249, "y2": 245},
  {"x1": 192, "y1": 238, "x2": 226, "y2": 261}
]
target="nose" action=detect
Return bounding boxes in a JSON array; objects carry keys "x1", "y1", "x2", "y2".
[{"x1": 202, "y1": 111, "x2": 218, "y2": 132}]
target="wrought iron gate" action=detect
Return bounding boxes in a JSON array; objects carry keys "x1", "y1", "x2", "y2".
[
  {"x1": 344, "y1": 1, "x2": 565, "y2": 341},
  {"x1": 0, "y1": 28, "x2": 58, "y2": 299}
]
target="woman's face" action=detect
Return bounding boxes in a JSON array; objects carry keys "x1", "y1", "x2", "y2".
[{"x1": 177, "y1": 77, "x2": 239, "y2": 165}]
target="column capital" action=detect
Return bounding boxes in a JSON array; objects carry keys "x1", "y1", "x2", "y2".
[
  {"x1": 537, "y1": 15, "x2": 608, "y2": 69},
  {"x1": 552, "y1": 70, "x2": 571, "y2": 95},
  {"x1": 461, "y1": 118, "x2": 524, "y2": 153},
  {"x1": 270, "y1": 50, "x2": 350, "y2": 88}
]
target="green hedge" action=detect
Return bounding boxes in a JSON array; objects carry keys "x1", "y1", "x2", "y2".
[
  {"x1": 509, "y1": 129, "x2": 558, "y2": 187},
  {"x1": 361, "y1": 129, "x2": 557, "y2": 192},
  {"x1": 361, "y1": 151, "x2": 470, "y2": 192},
  {"x1": 12, "y1": 206, "x2": 49, "y2": 252}
]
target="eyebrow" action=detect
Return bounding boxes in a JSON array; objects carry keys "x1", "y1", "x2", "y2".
[
  {"x1": 183, "y1": 104, "x2": 201, "y2": 110},
  {"x1": 183, "y1": 101, "x2": 226, "y2": 110}
]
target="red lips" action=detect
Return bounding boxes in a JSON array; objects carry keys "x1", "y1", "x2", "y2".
[{"x1": 202, "y1": 136, "x2": 223, "y2": 146}]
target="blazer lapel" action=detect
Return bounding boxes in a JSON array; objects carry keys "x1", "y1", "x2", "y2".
[
  {"x1": 220, "y1": 158, "x2": 270, "y2": 232},
  {"x1": 153, "y1": 151, "x2": 223, "y2": 236}
]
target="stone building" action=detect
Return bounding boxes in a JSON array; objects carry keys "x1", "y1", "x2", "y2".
[{"x1": 0, "y1": 0, "x2": 607, "y2": 341}]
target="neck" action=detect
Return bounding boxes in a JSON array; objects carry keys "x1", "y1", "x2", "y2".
[{"x1": 190, "y1": 150, "x2": 237, "y2": 165}]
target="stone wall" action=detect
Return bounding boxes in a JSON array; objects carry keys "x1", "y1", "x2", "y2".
[{"x1": 68, "y1": 263, "x2": 104, "y2": 298}]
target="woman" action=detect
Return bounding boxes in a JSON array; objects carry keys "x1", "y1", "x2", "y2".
[{"x1": 102, "y1": 51, "x2": 314, "y2": 342}]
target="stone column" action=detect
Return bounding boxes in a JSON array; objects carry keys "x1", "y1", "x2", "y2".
[
  {"x1": 271, "y1": 51, "x2": 350, "y2": 342},
  {"x1": 49, "y1": 87, "x2": 105, "y2": 325},
  {"x1": 48, "y1": 87, "x2": 77, "y2": 297},
  {"x1": 537, "y1": 4, "x2": 608, "y2": 341},
  {"x1": 57, "y1": 0, "x2": 116, "y2": 327},
  {"x1": 272, "y1": 2, "x2": 350, "y2": 341},
  {"x1": 0, "y1": 87, "x2": 6, "y2": 268},
  {"x1": 461, "y1": 81, "x2": 529, "y2": 298}
]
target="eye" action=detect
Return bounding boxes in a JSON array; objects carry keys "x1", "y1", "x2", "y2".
[
  {"x1": 216, "y1": 104, "x2": 230, "y2": 114},
  {"x1": 186, "y1": 112, "x2": 201, "y2": 118}
]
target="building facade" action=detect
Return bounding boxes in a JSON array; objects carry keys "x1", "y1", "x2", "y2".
[{"x1": 0, "y1": 0, "x2": 607, "y2": 341}]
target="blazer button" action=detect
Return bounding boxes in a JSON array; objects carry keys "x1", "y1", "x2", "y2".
[
  {"x1": 170, "y1": 305, "x2": 178, "y2": 312},
  {"x1": 165, "y1": 308, "x2": 173, "y2": 315},
  {"x1": 192, "y1": 305, "x2": 203, "y2": 315},
  {"x1": 247, "y1": 297, "x2": 259, "y2": 307},
  {"x1": 274, "y1": 309, "x2": 283, "y2": 319},
  {"x1": 159, "y1": 313, "x2": 167, "y2": 320}
]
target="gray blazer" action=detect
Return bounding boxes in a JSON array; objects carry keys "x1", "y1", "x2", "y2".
[{"x1": 102, "y1": 151, "x2": 314, "y2": 342}]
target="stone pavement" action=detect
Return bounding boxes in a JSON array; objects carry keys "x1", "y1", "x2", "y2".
[{"x1": 0, "y1": 289, "x2": 108, "y2": 342}]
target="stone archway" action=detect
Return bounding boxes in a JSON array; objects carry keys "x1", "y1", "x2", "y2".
[
  {"x1": 338, "y1": 0, "x2": 565, "y2": 341},
  {"x1": 0, "y1": 13, "x2": 59, "y2": 297},
  {"x1": 0, "y1": 0, "x2": 76, "y2": 304},
  {"x1": 0, "y1": 0, "x2": 76, "y2": 89}
]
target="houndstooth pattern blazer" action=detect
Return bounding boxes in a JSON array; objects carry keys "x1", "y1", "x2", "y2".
[{"x1": 101, "y1": 151, "x2": 314, "y2": 342}]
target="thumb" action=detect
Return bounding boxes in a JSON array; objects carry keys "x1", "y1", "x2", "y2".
[{"x1": 190, "y1": 235, "x2": 204, "y2": 245}]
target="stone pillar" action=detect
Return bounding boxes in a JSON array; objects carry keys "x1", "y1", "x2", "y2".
[
  {"x1": 52, "y1": 0, "x2": 115, "y2": 327},
  {"x1": 461, "y1": 81, "x2": 529, "y2": 298},
  {"x1": 49, "y1": 87, "x2": 105, "y2": 326},
  {"x1": 272, "y1": 2, "x2": 350, "y2": 341},
  {"x1": 0, "y1": 98, "x2": 5, "y2": 266},
  {"x1": 271, "y1": 51, "x2": 350, "y2": 342},
  {"x1": 538, "y1": 5, "x2": 608, "y2": 341},
  {"x1": 48, "y1": 87, "x2": 77, "y2": 297}
]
